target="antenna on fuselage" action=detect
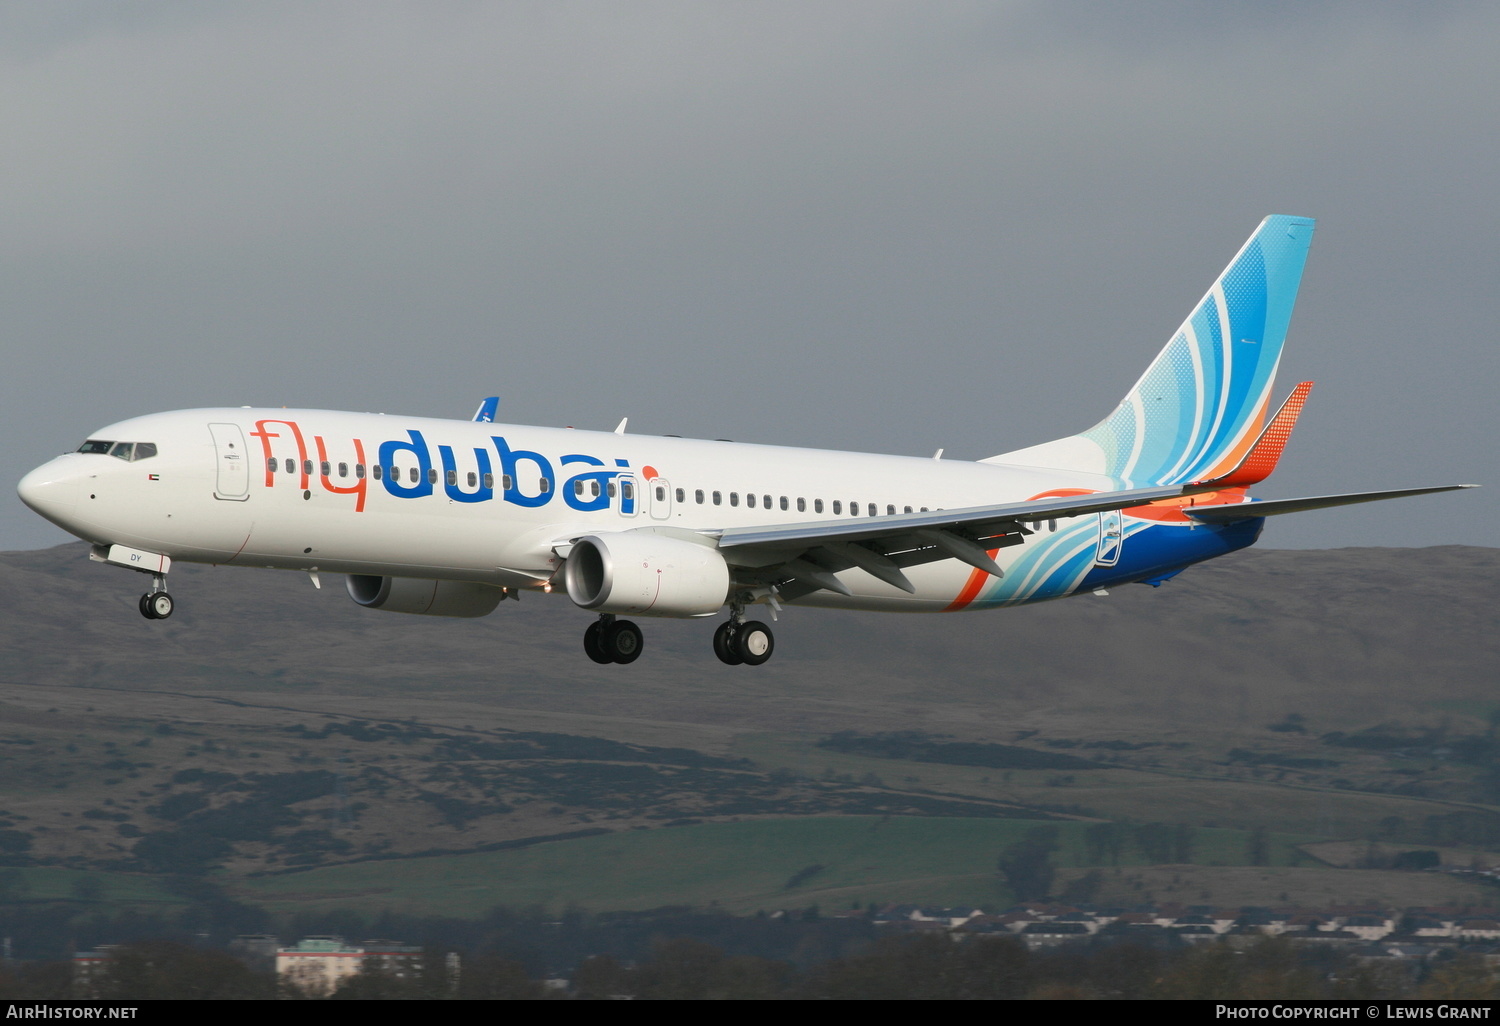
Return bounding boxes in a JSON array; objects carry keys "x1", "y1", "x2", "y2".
[{"x1": 614, "y1": 418, "x2": 628, "y2": 435}]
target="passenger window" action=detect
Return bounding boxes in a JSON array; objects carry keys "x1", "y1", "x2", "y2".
[
  {"x1": 655, "y1": 486, "x2": 665, "y2": 501},
  {"x1": 372, "y1": 465, "x2": 383, "y2": 481},
  {"x1": 427, "y1": 468, "x2": 438, "y2": 484},
  {"x1": 109, "y1": 442, "x2": 134, "y2": 461},
  {"x1": 133, "y1": 443, "x2": 157, "y2": 461},
  {"x1": 904, "y1": 506, "x2": 912, "y2": 514},
  {"x1": 871, "y1": 504, "x2": 878, "y2": 517},
  {"x1": 502, "y1": 475, "x2": 513, "y2": 490},
  {"x1": 675, "y1": 488, "x2": 684, "y2": 502},
  {"x1": 797, "y1": 498, "x2": 805, "y2": 512},
  {"x1": 814, "y1": 499, "x2": 823, "y2": 513},
  {"x1": 747, "y1": 493, "x2": 756, "y2": 508},
  {"x1": 695, "y1": 489, "x2": 704, "y2": 504},
  {"x1": 78, "y1": 440, "x2": 114, "y2": 455},
  {"x1": 267, "y1": 458, "x2": 278, "y2": 473},
  {"x1": 713, "y1": 491, "x2": 722, "y2": 505},
  {"x1": 730, "y1": 492, "x2": 739, "y2": 507},
  {"x1": 285, "y1": 459, "x2": 295, "y2": 474},
  {"x1": 832, "y1": 500, "x2": 842, "y2": 514},
  {"x1": 321, "y1": 461, "x2": 332, "y2": 476},
  {"x1": 467, "y1": 472, "x2": 476, "y2": 488},
  {"x1": 356, "y1": 464, "x2": 366, "y2": 479},
  {"x1": 407, "y1": 467, "x2": 418, "y2": 483},
  {"x1": 482, "y1": 473, "x2": 493, "y2": 488},
  {"x1": 303, "y1": 460, "x2": 314, "y2": 476},
  {"x1": 574, "y1": 480, "x2": 585, "y2": 497},
  {"x1": 622, "y1": 482, "x2": 634, "y2": 501},
  {"x1": 339, "y1": 463, "x2": 348, "y2": 478},
  {"x1": 607, "y1": 482, "x2": 617, "y2": 498},
  {"x1": 447, "y1": 470, "x2": 458, "y2": 486},
  {"x1": 780, "y1": 496, "x2": 788, "y2": 511},
  {"x1": 886, "y1": 504, "x2": 894, "y2": 516},
  {"x1": 539, "y1": 478, "x2": 551, "y2": 493},
  {"x1": 763, "y1": 495, "x2": 771, "y2": 509},
  {"x1": 920, "y1": 507, "x2": 929, "y2": 512}
]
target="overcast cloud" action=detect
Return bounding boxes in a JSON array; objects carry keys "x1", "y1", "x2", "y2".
[{"x1": 2, "y1": 1, "x2": 1496, "y2": 551}]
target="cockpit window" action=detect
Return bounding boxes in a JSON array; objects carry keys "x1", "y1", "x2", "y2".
[{"x1": 77, "y1": 440, "x2": 157, "y2": 461}]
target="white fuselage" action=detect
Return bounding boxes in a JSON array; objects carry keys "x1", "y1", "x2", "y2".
[{"x1": 20, "y1": 407, "x2": 1178, "y2": 614}]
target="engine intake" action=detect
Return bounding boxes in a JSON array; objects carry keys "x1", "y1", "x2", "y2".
[
  {"x1": 563, "y1": 533, "x2": 729, "y2": 617},
  {"x1": 345, "y1": 575, "x2": 505, "y2": 617}
]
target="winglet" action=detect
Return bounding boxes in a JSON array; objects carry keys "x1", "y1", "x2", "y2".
[
  {"x1": 1193, "y1": 381, "x2": 1312, "y2": 488},
  {"x1": 472, "y1": 397, "x2": 499, "y2": 423}
]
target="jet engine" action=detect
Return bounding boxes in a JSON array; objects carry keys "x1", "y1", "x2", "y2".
[
  {"x1": 563, "y1": 533, "x2": 730, "y2": 617},
  {"x1": 345, "y1": 574, "x2": 505, "y2": 617}
]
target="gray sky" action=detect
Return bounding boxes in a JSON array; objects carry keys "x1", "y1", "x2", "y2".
[{"x1": 3, "y1": 1, "x2": 1496, "y2": 551}]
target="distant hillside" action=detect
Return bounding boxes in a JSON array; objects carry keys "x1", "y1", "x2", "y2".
[
  {"x1": 2, "y1": 542, "x2": 1499, "y2": 915},
  {"x1": 0, "y1": 542, "x2": 1495, "y2": 740}
]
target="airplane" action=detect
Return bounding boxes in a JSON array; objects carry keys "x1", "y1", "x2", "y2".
[{"x1": 16, "y1": 215, "x2": 1475, "y2": 666}]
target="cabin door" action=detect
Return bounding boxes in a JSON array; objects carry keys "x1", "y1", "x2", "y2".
[
  {"x1": 1095, "y1": 510, "x2": 1123, "y2": 566},
  {"x1": 209, "y1": 423, "x2": 250, "y2": 501}
]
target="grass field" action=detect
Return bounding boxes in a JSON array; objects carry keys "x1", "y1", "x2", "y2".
[
  {"x1": 233, "y1": 815, "x2": 1313, "y2": 917},
  {"x1": 0, "y1": 866, "x2": 183, "y2": 907}
]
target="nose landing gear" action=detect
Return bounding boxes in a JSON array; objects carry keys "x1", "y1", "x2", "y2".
[
  {"x1": 583, "y1": 614, "x2": 643, "y2": 664},
  {"x1": 138, "y1": 574, "x2": 174, "y2": 620}
]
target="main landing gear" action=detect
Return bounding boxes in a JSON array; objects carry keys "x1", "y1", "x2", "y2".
[
  {"x1": 583, "y1": 614, "x2": 643, "y2": 665},
  {"x1": 713, "y1": 618, "x2": 774, "y2": 666},
  {"x1": 579, "y1": 608, "x2": 777, "y2": 667},
  {"x1": 138, "y1": 574, "x2": 174, "y2": 620}
]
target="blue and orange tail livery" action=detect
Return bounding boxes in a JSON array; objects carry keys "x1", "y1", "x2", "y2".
[{"x1": 990, "y1": 215, "x2": 1316, "y2": 488}]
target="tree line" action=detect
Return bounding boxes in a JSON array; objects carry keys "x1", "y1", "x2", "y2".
[{"x1": 4, "y1": 933, "x2": 1499, "y2": 1000}]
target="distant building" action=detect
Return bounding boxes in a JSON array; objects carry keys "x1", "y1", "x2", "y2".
[
  {"x1": 70, "y1": 946, "x2": 118, "y2": 999},
  {"x1": 275, "y1": 936, "x2": 423, "y2": 996}
]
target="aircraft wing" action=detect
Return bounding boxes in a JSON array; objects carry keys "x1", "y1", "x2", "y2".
[
  {"x1": 1184, "y1": 484, "x2": 1478, "y2": 523},
  {"x1": 707, "y1": 484, "x2": 1194, "y2": 597}
]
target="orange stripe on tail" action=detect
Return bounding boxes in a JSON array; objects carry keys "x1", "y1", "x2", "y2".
[{"x1": 1195, "y1": 381, "x2": 1312, "y2": 488}]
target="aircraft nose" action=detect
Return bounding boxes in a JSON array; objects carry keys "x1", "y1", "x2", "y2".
[{"x1": 17, "y1": 458, "x2": 82, "y2": 520}]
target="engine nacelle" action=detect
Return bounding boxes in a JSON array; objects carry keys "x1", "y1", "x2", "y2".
[
  {"x1": 345, "y1": 575, "x2": 505, "y2": 617},
  {"x1": 563, "y1": 533, "x2": 730, "y2": 617}
]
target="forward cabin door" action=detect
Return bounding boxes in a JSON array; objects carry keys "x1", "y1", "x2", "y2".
[{"x1": 209, "y1": 423, "x2": 250, "y2": 501}]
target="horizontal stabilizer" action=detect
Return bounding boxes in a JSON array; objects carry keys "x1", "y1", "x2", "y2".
[{"x1": 1185, "y1": 484, "x2": 1477, "y2": 523}]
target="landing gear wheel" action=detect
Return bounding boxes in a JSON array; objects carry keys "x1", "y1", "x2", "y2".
[
  {"x1": 583, "y1": 621, "x2": 612, "y2": 664},
  {"x1": 605, "y1": 620, "x2": 643, "y2": 664},
  {"x1": 713, "y1": 621, "x2": 743, "y2": 665},
  {"x1": 735, "y1": 620, "x2": 774, "y2": 665},
  {"x1": 144, "y1": 592, "x2": 174, "y2": 620}
]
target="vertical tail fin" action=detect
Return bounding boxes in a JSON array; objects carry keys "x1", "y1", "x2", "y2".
[{"x1": 988, "y1": 215, "x2": 1316, "y2": 487}]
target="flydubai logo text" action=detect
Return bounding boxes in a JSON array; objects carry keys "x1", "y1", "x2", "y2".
[{"x1": 248, "y1": 420, "x2": 651, "y2": 513}]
